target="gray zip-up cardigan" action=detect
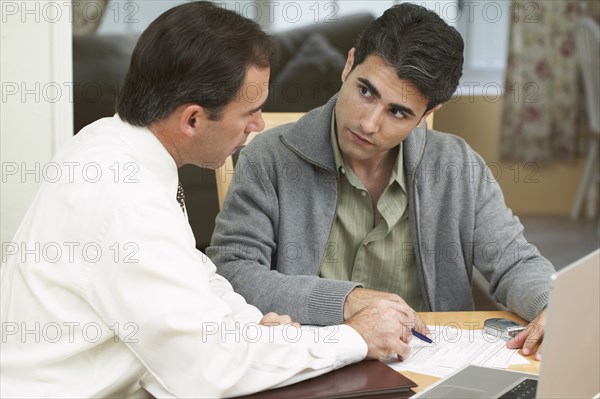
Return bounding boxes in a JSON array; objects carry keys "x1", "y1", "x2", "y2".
[{"x1": 207, "y1": 95, "x2": 554, "y2": 326}]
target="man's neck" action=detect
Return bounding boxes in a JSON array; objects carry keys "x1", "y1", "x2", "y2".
[{"x1": 343, "y1": 146, "x2": 399, "y2": 206}]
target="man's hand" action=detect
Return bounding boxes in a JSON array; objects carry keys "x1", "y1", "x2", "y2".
[
  {"x1": 506, "y1": 309, "x2": 547, "y2": 360},
  {"x1": 343, "y1": 299, "x2": 430, "y2": 361},
  {"x1": 259, "y1": 312, "x2": 300, "y2": 328},
  {"x1": 344, "y1": 287, "x2": 416, "y2": 320}
]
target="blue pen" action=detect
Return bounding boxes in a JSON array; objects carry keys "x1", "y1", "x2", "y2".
[{"x1": 411, "y1": 329, "x2": 436, "y2": 345}]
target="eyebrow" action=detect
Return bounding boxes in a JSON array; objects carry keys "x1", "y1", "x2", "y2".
[
  {"x1": 248, "y1": 99, "x2": 268, "y2": 114},
  {"x1": 357, "y1": 77, "x2": 416, "y2": 118}
]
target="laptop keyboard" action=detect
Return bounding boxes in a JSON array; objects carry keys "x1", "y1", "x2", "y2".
[{"x1": 498, "y1": 378, "x2": 538, "y2": 399}]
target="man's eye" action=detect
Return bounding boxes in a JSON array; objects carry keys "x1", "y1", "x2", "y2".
[
  {"x1": 359, "y1": 86, "x2": 371, "y2": 97},
  {"x1": 391, "y1": 108, "x2": 406, "y2": 119}
]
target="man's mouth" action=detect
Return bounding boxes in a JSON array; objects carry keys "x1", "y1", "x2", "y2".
[
  {"x1": 350, "y1": 129, "x2": 372, "y2": 145},
  {"x1": 231, "y1": 139, "x2": 248, "y2": 154}
]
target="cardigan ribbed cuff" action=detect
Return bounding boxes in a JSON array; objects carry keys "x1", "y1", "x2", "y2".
[
  {"x1": 307, "y1": 279, "x2": 362, "y2": 326},
  {"x1": 527, "y1": 290, "x2": 551, "y2": 321}
]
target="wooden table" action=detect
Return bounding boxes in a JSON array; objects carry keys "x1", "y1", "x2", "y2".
[{"x1": 405, "y1": 311, "x2": 540, "y2": 393}]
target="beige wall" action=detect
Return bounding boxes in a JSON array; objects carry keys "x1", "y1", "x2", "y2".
[
  {"x1": 434, "y1": 96, "x2": 585, "y2": 215},
  {"x1": 0, "y1": 3, "x2": 73, "y2": 252}
]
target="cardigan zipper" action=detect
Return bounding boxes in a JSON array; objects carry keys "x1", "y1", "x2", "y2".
[
  {"x1": 409, "y1": 128, "x2": 433, "y2": 312},
  {"x1": 412, "y1": 178, "x2": 433, "y2": 311}
]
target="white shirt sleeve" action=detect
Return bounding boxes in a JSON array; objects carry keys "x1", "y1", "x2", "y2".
[
  {"x1": 206, "y1": 263, "x2": 264, "y2": 323},
  {"x1": 87, "y1": 198, "x2": 367, "y2": 398}
]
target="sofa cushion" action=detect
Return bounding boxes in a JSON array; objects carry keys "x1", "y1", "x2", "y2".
[
  {"x1": 271, "y1": 13, "x2": 375, "y2": 76},
  {"x1": 267, "y1": 33, "x2": 346, "y2": 112}
]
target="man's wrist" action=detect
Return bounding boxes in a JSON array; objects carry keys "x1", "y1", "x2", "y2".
[{"x1": 343, "y1": 286, "x2": 364, "y2": 320}]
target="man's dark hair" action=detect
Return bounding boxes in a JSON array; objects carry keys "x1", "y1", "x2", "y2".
[
  {"x1": 117, "y1": 1, "x2": 277, "y2": 126},
  {"x1": 353, "y1": 3, "x2": 464, "y2": 110}
]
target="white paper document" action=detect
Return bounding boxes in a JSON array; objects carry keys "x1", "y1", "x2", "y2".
[{"x1": 384, "y1": 325, "x2": 529, "y2": 377}]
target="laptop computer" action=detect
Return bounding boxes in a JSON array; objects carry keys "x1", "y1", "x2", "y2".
[{"x1": 413, "y1": 249, "x2": 600, "y2": 399}]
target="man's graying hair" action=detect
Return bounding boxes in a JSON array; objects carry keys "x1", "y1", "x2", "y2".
[
  {"x1": 353, "y1": 3, "x2": 464, "y2": 110},
  {"x1": 117, "y1": 1, "x2": 277, "y2": 126}
]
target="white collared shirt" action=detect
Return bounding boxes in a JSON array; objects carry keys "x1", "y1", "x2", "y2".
[{"x1": 0, "y1": 116, "x2": 367, "y2": 398}]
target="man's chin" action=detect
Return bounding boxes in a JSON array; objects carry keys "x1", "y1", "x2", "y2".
[
  {"x1": 191, "y1": 159, "x2": 226, "y2": 170},
  {"x1": 211, "y1": 159, "x2": 226, "y2": 170}
]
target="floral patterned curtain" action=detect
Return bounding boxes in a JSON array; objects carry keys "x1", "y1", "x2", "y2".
[
  {"x1": 72, "y1": 0, "x2": 109, "y2": 36},
  {"x1": 501, "y1": 0, "x2": 586, "y2": 162}
]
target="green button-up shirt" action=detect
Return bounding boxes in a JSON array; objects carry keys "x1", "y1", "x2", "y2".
[{"x1": 319, "y1": 113, "x2": 426, "y2": 311}]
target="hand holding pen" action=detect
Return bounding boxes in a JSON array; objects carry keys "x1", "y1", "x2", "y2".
[{"x1": 411, "y1": 328, "x2": 436, "y2": 345}]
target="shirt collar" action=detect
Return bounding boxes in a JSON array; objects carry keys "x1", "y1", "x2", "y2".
[{"x1": 113, "y1": 114, "x2": 179, "y2": 190}]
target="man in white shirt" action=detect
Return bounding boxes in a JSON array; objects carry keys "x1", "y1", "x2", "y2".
[{"x1": 0, "y1": 2, "x2": 427, "y2": 397}]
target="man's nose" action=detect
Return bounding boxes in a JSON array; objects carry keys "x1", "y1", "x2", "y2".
[
  {"x1": 247, "y1": 110, "x2": 265, "y2": 133},
  {"x1": 359, "y1": 106, "x2": 383, "y2": 134}
]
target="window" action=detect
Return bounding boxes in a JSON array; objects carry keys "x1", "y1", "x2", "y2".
[{"x1": 97, "y1": 1, "x2": 190, "y2": 34}]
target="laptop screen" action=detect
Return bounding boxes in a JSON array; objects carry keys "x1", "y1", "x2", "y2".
[{"x1": 537, "y1": 249, "x2": 600, "y2": 398}]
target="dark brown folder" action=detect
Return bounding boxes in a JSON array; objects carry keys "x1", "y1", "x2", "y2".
[{"x1": 235, "y1": 360, "x2": 417, "y2": 399}]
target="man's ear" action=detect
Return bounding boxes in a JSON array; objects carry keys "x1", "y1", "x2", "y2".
[
  {"x1": 416, "y1": 104, "x2": 443, "y2": 128},
  {"x1": 179, "y1": 104, "x2": 208, "y2": 138},
  {"x1": 341, "y1": 48, "x2": 356, "y2": 83}
]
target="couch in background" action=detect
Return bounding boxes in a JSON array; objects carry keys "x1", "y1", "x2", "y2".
[{"x1": 73, "y1": 14, "x2": 374, "y2": 248}]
